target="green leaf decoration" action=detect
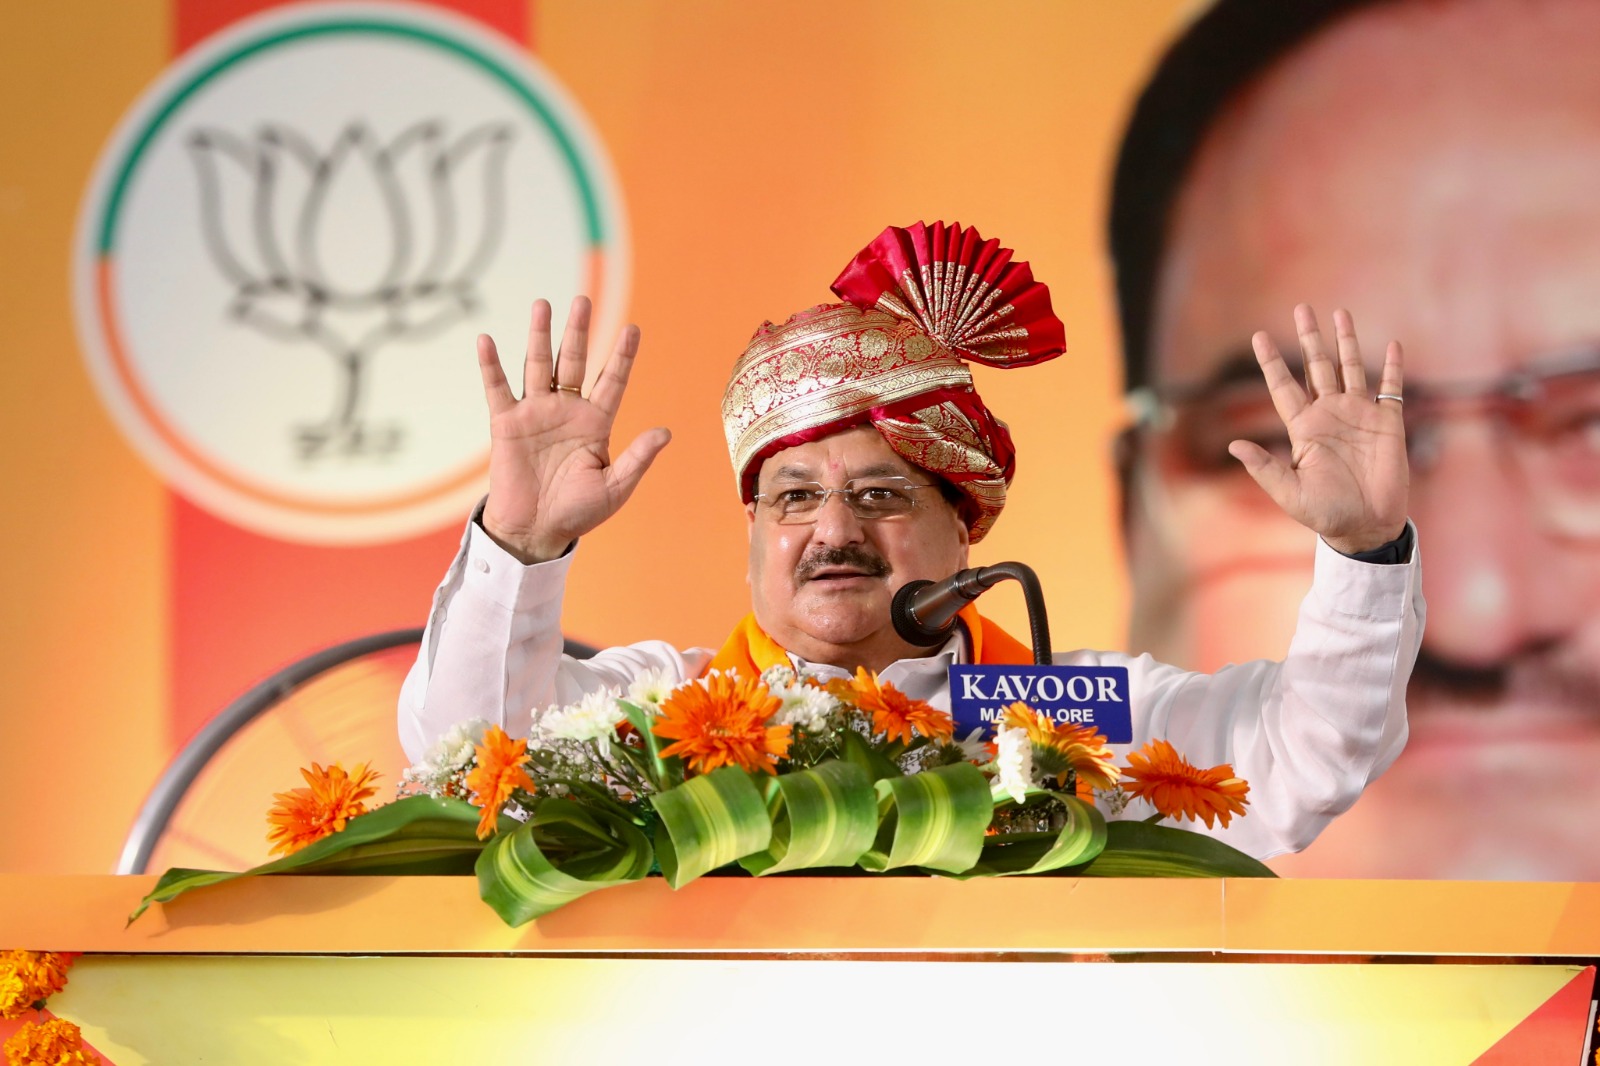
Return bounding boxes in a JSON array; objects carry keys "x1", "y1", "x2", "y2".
[
  {"x1": 129, "y1": 796, "x2": 489, "y2": 923},
  {"x1": 1066, "y1": 819, "x2": 1278, "y2": 878},
  {"x1": 859, "y1": 762, "x2": 992, "y2": 874},
  {"x1": 651, "y1": 766, "x2": 772, "y2": 888},
  {"x1": 476, "y1": 797, "x2": 654, "y2": 926},
  {"x1": 619, "y1": 699, "x2": 677, "y2": 790},
  {"x1": 739, "y1": 760, "x2": 877, "y2": 876},
  {"x1": 840, "y1": 727, "x2": 902, "y2": 782},
  {"x1": 962, "y1": 793, "x2": 1108, "y2": 877}
]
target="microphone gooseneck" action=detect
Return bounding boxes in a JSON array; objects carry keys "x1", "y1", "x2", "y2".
[
  {"x1": 891, "y1": 562, "x2": 1052, "y2": 664},
  {"x1": 891, "y1": 568, "x2": 998, "y2": 646}
]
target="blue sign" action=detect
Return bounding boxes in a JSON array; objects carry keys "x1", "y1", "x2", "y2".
[{"x1": 948, "y1": 665, "x2": 1132, "y2": 743}]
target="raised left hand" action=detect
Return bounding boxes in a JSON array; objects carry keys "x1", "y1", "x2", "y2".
[{"x1": 1229, "y1": 304, "x2": 1409, "y2": 555}]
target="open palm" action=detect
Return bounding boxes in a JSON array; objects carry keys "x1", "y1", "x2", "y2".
[
  {"x1": 478, "y1": 297, "x2": 670, "y2": 563},
  {"x1": 1228, "y1": 305, "x2": 1409, "y2": 555}
]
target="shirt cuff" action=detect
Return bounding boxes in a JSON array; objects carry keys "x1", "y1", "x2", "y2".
[
  {"x1": 1335, "y1": 522, "x2": 1415, "y2": 565},
  {"x1": 464, "y1": 510, "x2": 576, "y2": 613},
  {"x1": 1311, "y1": 520, "x2": 1419, "y2": 621}
]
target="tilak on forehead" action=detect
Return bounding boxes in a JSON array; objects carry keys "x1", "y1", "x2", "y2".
[{"x1": 721, "y1": 221, "x2": 1067, "y2": 542}]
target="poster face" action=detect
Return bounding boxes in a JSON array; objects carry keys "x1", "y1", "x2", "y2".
[{"x1": 1114, "y1": 0, "x2": 1600, "y2": 880}]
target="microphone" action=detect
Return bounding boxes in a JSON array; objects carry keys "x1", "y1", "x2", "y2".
[
  {"x1": 891, "y1": 566, "x2": 1007, "y2": 646},
  {"x1": 891, "y1": 561, "x2": 1054, "y2": 664}
]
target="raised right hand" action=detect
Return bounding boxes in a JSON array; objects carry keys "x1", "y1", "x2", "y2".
[{"x1": 477, "y1": 296, "x2": 671, "y2": 563}]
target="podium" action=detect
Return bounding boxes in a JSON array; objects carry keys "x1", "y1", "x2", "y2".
[{"x1": 3, "y1": 875, "x2": 1597, "y2": 1063}]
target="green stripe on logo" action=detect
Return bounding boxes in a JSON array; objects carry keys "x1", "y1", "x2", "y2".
[{"x1": 98, "y1": 17, "x2": 605, "y2": 254}]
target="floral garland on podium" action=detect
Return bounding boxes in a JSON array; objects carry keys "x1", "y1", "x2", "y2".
[
  {"x1": 1, "y1": 951, "x2": 98, "y2": 1065},
  {"x1": 132, "y1": 666, "x2": 1269, "y2": 928}
]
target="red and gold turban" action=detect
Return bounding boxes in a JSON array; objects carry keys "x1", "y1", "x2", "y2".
[{"x1": 722, "y1": 221, "x2": 1066, "y2": 542}]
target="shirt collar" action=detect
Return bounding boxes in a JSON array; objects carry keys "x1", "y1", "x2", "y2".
[{"x1": 786, "y1": 625, "x2": 969, "y2": 679}]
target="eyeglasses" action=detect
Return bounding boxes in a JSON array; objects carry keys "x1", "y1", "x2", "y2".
[
  {"x1": 752, "y1": 477, "x2": 940, "y2": 523},
  {"x1": 1123, "y1": 346, "x2": 1600, "y2": 537}
]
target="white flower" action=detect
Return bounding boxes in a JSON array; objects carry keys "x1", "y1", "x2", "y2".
[
  {"x1": 1097, "y1": 785, "x2": 1131, "y2": 818},
  {"x1": 434, "y1": 718, "x2": 490, "y2": 771},
  {"x1": 760, "y1": 666, "x2": 839, "y2": 732},
  {"x1": 992, "y1": 727, "x2": 1035, "y2": 806},
  {"x1": 404, "y1": 718, "x2": 490, "y2": 782},
  {"x1": 760, "y1": 665, "x2": 799, "y2": 690},
  {"x1": 539, "y1": 688, "x2": 627, "y2": 755},
  {"x1": 399, "y1": 718, "x2": 490, "y2": 797},
  {"x1": 768, "y1": 682, "x2": 839, "y2": 732},
  {"x1": 627, "y1": 668, "x2": 678, "y2": 710},
  {"x1": 954, "y1": 727, "x2": 989, "y2": 764}
]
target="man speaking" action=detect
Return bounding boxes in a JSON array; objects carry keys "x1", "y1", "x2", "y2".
[{"x1": 399, "y1": 221, "x2": 1423, "y2": 861}]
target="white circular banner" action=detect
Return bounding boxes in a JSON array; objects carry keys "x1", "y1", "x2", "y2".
[{"x1": 74, "y1": 3, "x2": 628, "y2": 543}]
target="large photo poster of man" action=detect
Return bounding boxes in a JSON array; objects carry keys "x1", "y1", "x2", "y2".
[{"x1": 1112, "y1": 0, "x2": 1600, "y2": 878}]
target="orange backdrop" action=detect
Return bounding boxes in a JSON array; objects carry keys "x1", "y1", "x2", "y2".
[{"x1": 0, "y1": 0, "x2": 1188, "y2": 872}]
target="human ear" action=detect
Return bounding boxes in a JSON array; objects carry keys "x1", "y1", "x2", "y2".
[
  {"x1": 949, "y1": 502, "x2": 970, "y2": 570},
  {"x1": 745, "y1": 503, "x2": 758, "y2": 587}
]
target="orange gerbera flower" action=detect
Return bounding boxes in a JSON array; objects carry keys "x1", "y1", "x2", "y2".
[
  {"x1": 1000, "y1": 703, "x2": 1120, "y2": 791},
  {"x1": 653, "y1": 671, "x2": 791, "y2": 776},
  {"x1": 265, "y1": 762, "x2": 382, "y2": 856},
  {"x1": 3, "y1": 1017, "x2": 98, "y2": 1065},
  {"x1": 1120, "y1": 739, "x2": 1251, "y2": 829},
  {"x1": 834, "y1": 667, "x2": 954, "y2": 744},
  {"x1": 464, "y1": 726, "x2": 536, "y2": 839}
]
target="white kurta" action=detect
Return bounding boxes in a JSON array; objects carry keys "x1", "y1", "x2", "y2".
[{"x1": 399, "y1": 520, "x2": 1424, "y2": 860}]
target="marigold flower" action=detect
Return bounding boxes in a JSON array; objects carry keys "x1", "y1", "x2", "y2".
[
  {"x1": 0, "y1": 974, "x2": 29, "y2": 1021},
  {"x1": 834, "y1": 667, "x2": 953, "y2": 744},
  {"x1": 0, "y1": 951, "x2": 77, "y2": 1020},
  {"x1": 265, "y1": 762, "x2": 382, "y2": 857},
  {"x1": 1000, "y1": 703, "x2": 1120, "y2": 791},
  {"x1": 1120, "y1": 739, "x2": 1251, "y2": 829},
  {"x1": 3, "y1": 1016, "x2": 99, "y2": 1065},
  {"x1": 464, "y1": 726, "x2": 536, "y2": 839},
  {"x1": 653, "y1": 671, "x2": 791, "y2": 776}
]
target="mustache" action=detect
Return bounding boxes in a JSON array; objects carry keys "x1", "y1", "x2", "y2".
[
  {"x1": 795, "y1": 545, "x2": 890, "y2": 582},
  {"x1": 1410, "y1": 639, "x2": 1600, "y2": 708},
  {"x1": 1410, "y1": 645, "x2": 1509, "y2": 702}
]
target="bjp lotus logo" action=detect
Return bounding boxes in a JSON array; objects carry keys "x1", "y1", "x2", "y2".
[
  {"x1": 73, "y1": 5, "x2": 628, "y2": 544},
  {"x1": 189, "y1": 120, "x2": 515, "y2": 459}
]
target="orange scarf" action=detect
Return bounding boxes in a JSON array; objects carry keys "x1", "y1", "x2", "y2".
[{"x1": 704, "y1": 604, "x2": 1034, "y2": 677}]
